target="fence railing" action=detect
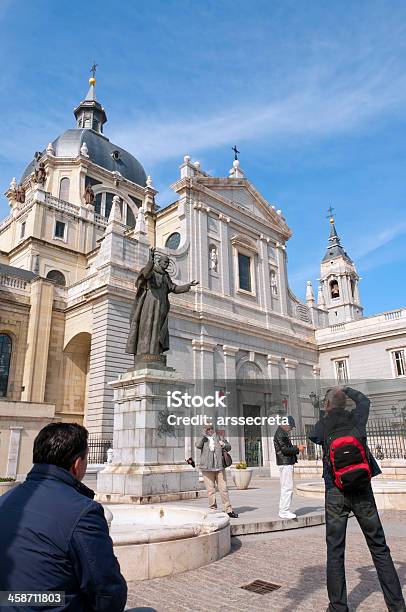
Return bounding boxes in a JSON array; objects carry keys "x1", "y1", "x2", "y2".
[
  {"x1": 88, "y1": 438, "x2": 111, "y2": 464},
  {"x1": 291, "y1": 419, "x2": 406, "y2": 461}
]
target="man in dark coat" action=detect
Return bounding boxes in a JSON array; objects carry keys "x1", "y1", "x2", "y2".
[
  {"x1": 273, "y1": 415, "x2": 305, "y2": 519},
  {"x1": 309, "y1": 387, "x2": 405, "y2": 612},
  {"x1": 0, "y1": 422, "x2": 127, "y2": 612}
]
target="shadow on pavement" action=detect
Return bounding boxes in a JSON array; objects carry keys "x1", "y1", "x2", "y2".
[
  {"x1": 233, "y1": 505, "x2": 258, "y2": 514},
  {"x1": 230, "y1": 537, "x2": 243, "y2": 553},
  {"x1": 281, "y1": 563, "x2": 326, "y2": 612},
  {"x1": 126, "y1": 608, "x2": 158, "y2": 612},
  {"x1": 295, "y1": 506, "x2": 324, "y2": 516},
  {"x1": 281, "y1": 560, "x2": 406, "y2": 611},
  {"x1": 349, "y1": 561, "x2": 406, "y2": 609}
]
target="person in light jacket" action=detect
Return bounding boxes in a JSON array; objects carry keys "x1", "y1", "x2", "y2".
[{"x1": 195, "y1": 424, "x2": 238, "y2": 518}]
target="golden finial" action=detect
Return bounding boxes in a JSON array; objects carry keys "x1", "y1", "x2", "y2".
[
  {"x1": 326, "y1": 205, "x2": 335, "y2": 224},
  {"x1": 89, "y1": 61, "x2": 97, "y2": 86}
]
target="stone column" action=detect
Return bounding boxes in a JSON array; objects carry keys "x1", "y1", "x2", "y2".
[
  {"x1": 22, "y1": 278, "x2": 54, "y2": 403},
  {"x1": 192, "y1": 338, "x2": 216, "y2": 463},
  {"x1": 276, "y1": 242, "x2": 289, "y2": 316},
  {"x1": 198, "y1": 205, "x2": 209, "y2": 289},
  {"x1": 259, "y1": 236, "x2": 271, "y2": 313},
  {"x1": 7, "y1": 426, "x2": 23, "y2": 477},
  {"x1": 219, "y1": 214, "x2": 231, "y2": 296},
  {"x1": 284, "y1": 358, "x2": 301, "y2": 431},
  {"x1": 223, "y1": 345, "x2": 240, "y2": 461},
  {"x1": 267, "y1": 355, "x2": 281, "y2": 476}
]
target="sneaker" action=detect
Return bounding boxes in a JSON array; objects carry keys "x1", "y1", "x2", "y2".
[
  {"x1": 279, "y1": 511, "x2": 297, "y2": 519},
  {"x1": 227, "y1": 511, "x2": 239, "y2": 518}
]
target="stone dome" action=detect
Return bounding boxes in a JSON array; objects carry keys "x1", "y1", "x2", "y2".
[{"x1": 21, "y1": 128, "x2": 147, "y2": 187}]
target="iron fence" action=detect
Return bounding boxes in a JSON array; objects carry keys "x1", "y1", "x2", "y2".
[
  {"x1": 88, "y1": 438, "x2": 111, "y2": 464},
  {"x1": 245, "y1": 440, "x2": 262, "y2": 467},
  {"x1": 290, "y1": 419, "x2": 406, "y2": 461}
]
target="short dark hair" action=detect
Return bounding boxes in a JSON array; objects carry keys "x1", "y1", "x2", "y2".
[{"x1": 33, "y1": 422, "x2": 88, "y2": 471}]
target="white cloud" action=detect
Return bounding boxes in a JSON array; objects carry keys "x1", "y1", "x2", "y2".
[{"x1": 110, "y1": 51, "x2": 406, "y2": 167}]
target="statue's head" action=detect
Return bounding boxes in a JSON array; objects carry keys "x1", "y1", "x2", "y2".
[{"x1": 156, "y1": 255, "x2": 170, "y2": 271}]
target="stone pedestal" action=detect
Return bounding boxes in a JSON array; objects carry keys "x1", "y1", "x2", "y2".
[{"x1": 97, "y1": 363, "x2": 203, "y2": 503}]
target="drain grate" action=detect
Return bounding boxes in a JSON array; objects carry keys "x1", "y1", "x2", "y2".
[{"x1": 240, "y1": 579, "x2": 282, "y2": 594}]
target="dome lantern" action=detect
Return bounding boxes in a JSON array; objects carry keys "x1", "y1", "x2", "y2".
[{"x1": 73, "y1": 65, "x2": 107, "y2": 134}]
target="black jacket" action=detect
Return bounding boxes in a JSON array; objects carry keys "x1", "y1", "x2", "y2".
[
  {"x1": 273, "y1": 426, "x2": 300, "y2": 465},
  {"x1": 308, "y1": 387, "x2": 382, "y2": 489},
  {"x1": 0, "y1": 463, "x2": 127, "y2": 612}
]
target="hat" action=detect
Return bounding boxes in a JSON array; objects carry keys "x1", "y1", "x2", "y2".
[{"x1": 287, "y1": 416, "x2": 296, "y2": 428}]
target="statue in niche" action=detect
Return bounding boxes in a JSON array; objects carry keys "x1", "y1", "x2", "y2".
[
  {"x1": 270, "y1": 269, "x2": 278, "y2": 296},
  {"x1": 125, "y1": 247, "x2": 198, "y2": 360},
  {"x1": 209, "y1": 245, "x2": 218, "y2": 272},
  {"x1": 33, "y1": 162, "x2": 47, "y2": 186},
  {"x1": 14, "y1": 184, "x2": 26, "y2": 204},
  {"x1": 84, "y1": 185, "x2": 95, "y2": 205}
]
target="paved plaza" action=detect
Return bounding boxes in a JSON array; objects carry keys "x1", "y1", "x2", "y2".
[
  {"x1": 156, "y1": 476, "x2": 325, "y2": 534},
  {"x1": 124, "y1": 480, "x2": 406, "y2": 611}
]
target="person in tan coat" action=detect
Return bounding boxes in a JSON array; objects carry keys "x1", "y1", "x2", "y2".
[{"x1": 195, "y1": 424, "x2": 238, "y2": 518}]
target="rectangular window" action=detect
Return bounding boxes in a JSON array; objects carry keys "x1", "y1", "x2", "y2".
[
  {"x1": 392, "y1": 350, "x2": 406, "y2": 377},
  {"x1": 54, "y1": 220, "x2": 66, "y2": 239},
  {"x1": 238, "y1": 253, "x2": 251, "y2": 292},
  {"x1": 105, "y1": 193, "x2": 114, "y2": 219},
  {"x1": 20, "y1": 221, "x2": 26, "y2": 239},
  {"x1": 94, "y1": 193, "x2": 102, "y2": 215},
  {"x1": 335, "y1": 359, "x2": 348, "y2": 383}
]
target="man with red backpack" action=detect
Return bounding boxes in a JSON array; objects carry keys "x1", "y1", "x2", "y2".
[{"x1": 309, "y1": 386, "x2": 405, "y2": 612}]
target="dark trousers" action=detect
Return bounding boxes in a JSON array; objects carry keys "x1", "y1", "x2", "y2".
[{"x1": 326, "y1": 485, "x2": 405, "y2": 612}]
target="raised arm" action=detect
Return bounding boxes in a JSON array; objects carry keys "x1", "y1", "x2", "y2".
[
  {"x1": 172, "y1": 280, "x2": 199, "y2": 294},
  {"x1": 138, "y1": 247, "x2": 155, "y2": 280},
  {"x1": 308, "y1": 419, "x2": 325, "y2": 446},
  {"x1": 344, "y1": 386, "x2": 370, "y2": 430}
]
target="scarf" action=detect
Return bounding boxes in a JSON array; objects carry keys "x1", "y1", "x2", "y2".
[{"x1": 207, "y1": 434, "x2": 216, "y2": 451}]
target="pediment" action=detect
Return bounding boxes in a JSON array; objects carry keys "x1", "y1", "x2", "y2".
[{"x1": 201, "y1": 180, "x2": 291, "y2": 238}]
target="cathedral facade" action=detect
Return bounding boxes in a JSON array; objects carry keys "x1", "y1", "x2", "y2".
[{"x1": 0, "y1": 78, "x2": 405, "y2": 477}]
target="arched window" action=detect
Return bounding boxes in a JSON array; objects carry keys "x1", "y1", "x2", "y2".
[
  {"x1": 59, "y1": 177, "x2": 70, "y2": 202},
  {"x1": 46, "y1": 270, "x2": 66, "y2": 286},
  {"x1": 165, "y1": 232, "x2": 181, "y2": 250},
  {"x1": 0, "y1": 334, "x2": 12, "y2": 397},
  {"x1": 330, "y1": 280, "x2": 340, "y2": 299}
]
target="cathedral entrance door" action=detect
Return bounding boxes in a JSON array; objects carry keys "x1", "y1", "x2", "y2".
[{"x1": 243, "y1": 404, "x2": 262, "y2": 467}]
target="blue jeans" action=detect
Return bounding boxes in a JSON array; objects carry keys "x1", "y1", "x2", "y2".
[{"x1": 325, "y1": 485, "x2": 405, "y2": 612}]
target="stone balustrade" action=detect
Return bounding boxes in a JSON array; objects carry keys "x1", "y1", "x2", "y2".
[
  {"x1": 0, "y1": 274, "x2": 29, "y2": 291},
  {"x1": 44, "y1": 192, "x2": 80, "y2": 215},
  {"x1": 94, "y1": 212, "x2": 108, "y2": 226}
]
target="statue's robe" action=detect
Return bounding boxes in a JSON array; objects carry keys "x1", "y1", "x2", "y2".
[{"x1": 125, "y1": 260, "x2": 190, "y2": 356}]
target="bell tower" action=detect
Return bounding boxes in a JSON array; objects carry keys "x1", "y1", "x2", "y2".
[{"x1": 318, "y1": 211, "x2": 363, "y2": 325}]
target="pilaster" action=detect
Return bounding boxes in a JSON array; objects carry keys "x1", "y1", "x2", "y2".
[{"x1": 22, "y1": 278, "x2": 54, "y2": 403}]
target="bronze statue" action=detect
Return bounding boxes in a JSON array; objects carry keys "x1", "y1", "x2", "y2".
[
  {"x1": 84, "y1": 185, "x2": 95, "y2": 205},
  {"x1": 126, "y1": 247, "x2": 198, "y2": 358}
]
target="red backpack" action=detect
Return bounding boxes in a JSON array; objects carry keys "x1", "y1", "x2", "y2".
[{"x1": 327, "y1": 427, "x2": 372, "y2": 492}]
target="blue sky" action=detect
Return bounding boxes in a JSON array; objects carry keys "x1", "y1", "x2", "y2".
[{"x1": 0, "y1": 0, "x2": 405, "y2": 314}]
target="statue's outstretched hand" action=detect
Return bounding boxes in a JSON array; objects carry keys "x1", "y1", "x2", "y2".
[
  {"x1": 149, "y1": 247, "x2": 156, "y2": 261},
  {"x1": 189, "y1": 280, "x2": 199, "y2": 287}
]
